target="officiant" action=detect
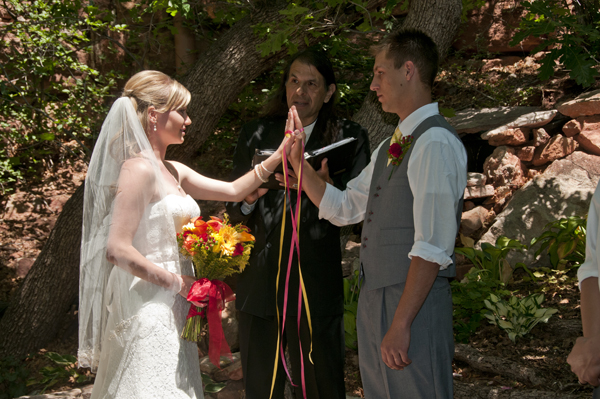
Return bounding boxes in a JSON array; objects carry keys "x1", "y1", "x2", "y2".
[{"x1": 225, "y1": 48, "x2": 370, "y2": 399}]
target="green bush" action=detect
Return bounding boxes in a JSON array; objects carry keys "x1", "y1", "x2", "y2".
[
  {"x1": 0, "y1": 356, "x2": 30, "y2": 399},
  {"x1": 0, "y1": 0, "x2": 125, "y2": 194},
  {"x1": 451, "y1": 268, "x2": 510, "y2": 343},
  {"x1": 484, "y1": 293, "x2": 558, "y2": 343},
  {"x1": 343, "y1": 269, "x2": 361, "y2": 350},
  {"x1": 530, "y1": 215, "x2": 587, "y2": 270},
  {"x1": 511, "y1": 0, "x2": 600, "y2": 87}
]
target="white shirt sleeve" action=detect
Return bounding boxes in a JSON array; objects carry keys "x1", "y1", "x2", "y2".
[
  {"x1": 407, "y1": 128, "x2": 468, "y2": 269},
  {"x1": 240, "y1": 200, "x2": 256, "y2": 215},
  {"x1": 578, "y1": 182, "x2": 600, "y2": 288},
  {"x1": 318, "y1": 140, "x2": 387, "y2": 226}
]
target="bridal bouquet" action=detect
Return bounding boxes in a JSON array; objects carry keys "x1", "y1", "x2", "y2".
[{"x1": 176, "y1": 214, "x2": 254, "y2": 365}]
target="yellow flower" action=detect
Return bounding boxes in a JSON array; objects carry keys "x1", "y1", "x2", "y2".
[
  {"x1": 181, "y1": 222, "x2": 196, "y2": 233},
  {"x1": 217, "y1": 225, "x2": 243, "y2": 256}
]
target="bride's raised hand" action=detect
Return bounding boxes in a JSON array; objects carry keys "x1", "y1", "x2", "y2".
[{"x1": 287, "y1": 106, "x2": 305, "y2": 170}]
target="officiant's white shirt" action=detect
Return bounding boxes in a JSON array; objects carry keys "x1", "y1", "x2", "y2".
[{"x1": 319, "y1": 103, "x2": 468, "y2": 270}]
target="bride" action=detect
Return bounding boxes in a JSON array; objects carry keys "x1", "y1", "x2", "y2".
[{"x1": 78, "y1": 70, "x2": 299, "y2": 398}]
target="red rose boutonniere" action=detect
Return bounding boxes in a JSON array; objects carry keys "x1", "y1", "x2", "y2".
[{"x1": 387, "y1": 135, "x2": 414, "y2": 179}]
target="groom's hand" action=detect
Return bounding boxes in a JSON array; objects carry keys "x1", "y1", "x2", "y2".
[{"x1": 381, "y1": 323, "x2": 412, "y2": 370}]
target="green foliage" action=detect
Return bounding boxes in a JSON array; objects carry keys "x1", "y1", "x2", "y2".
[
  {"x1": 201, "y1": 372, "x2": 226, "y2": 393},
  {"x1": 530, "y1": 215, "x2": 587, "y2": 270},
  {"x1": 0, "y1": 0, "x2": 125, "y2": 194},
  {"x1": 484, "y1": 292, "x2": 558, "y2": 343},
  {"x1": 455, "y1": 236, "x2": 527, "y2": 284},
  {"x1": 510, "y1": 0, "x2": 600, "y2": 87},
  {"x1": 343, "y1": 269, "x2": 362, "y2": 349},
  {"x1": 254, "y1": 1, "x2": 401, "y2": 57},
  {"x1": 451, "y1": 268, "x2": 510, "y2": 343},
  {"x1": 27, "y1": 352, "x2": 87, "y2": 394},
  {"x1": 0, "y1": 356, "x2": 30, "y2": 399}
]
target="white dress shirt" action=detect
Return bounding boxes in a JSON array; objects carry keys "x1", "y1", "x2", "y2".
[
  {"x1": 319, "y1": 103, "x2": 468, "y2": 269},
  {"x1": 241, "y1": 119, "x2": 317, "y2": 215},
  {"x1": 578, "y1": 182, "x2": 600, "y2": 288}
]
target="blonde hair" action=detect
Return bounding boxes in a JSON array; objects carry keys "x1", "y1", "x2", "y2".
[{"x1": 121, "y1": 70, "x2": 191, "y2": 133}]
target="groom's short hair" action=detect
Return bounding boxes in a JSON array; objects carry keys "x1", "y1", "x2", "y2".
[{"x1": 372, "y1": 29, "x2": 439, "y2": 89}]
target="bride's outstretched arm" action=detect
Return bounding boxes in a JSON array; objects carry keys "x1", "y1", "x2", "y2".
[
  {"x1": 105, "y1": 158, "x2": 195, "y2": 298},
  {"x1": 173, "y1": 110, "x2": 299, "y2": 202}
]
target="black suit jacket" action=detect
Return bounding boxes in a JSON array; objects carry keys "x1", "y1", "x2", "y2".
[{"x1": 226, "y1": 117, "x2": 370, "y2": 319}]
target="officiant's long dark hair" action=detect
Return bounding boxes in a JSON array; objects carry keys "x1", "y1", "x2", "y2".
[{"x1": 263, "y1": 47, "x2": 340, "y2": 146}]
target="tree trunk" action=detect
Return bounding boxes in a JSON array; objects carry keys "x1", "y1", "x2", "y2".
[
  {"x1": 0, "y1": 185, "x2": 84, "y2": 358},
  {"x1": 0, "y1": 0, "x2": 387, "y2": 359}
]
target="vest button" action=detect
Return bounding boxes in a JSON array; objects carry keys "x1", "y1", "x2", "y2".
[
  {"x1": 377, "y1": 185, "x2": 381, "y2": 190},
  {"x1": 364, "y1": 237, "x2": 368, "y2": 241},
  {"x1": 362, "y1": 244, "x2": 367, "y2": 248},
  {"x1": 374, "y1": 193, "x2": 379, "y2": 197},
  {"x1": 369, "y1": 211, "x2": 373, "y2": 215},
  {"x1": 367, "y1": 219, "x2": 372, "y2": 223}
]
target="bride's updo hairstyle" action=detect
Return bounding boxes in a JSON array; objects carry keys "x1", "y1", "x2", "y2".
[{"x1": 121, "y1": 70, "x2": 191, "y2": 134}]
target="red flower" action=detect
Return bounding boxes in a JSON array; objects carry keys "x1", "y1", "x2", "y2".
[
  {"x1": 388, "y1": 143, "x2": 402, "y2": 158},
  {"x1": 232, "y1": 243, "x2": 244, "y2": 257}
]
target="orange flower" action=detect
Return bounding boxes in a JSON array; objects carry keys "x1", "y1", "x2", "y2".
[
  {"x1": 207, "y1": 216, "x2": 222, "y2": 233},
  {"x1": 183, "y1": 235, "x2": 197, "y2": 256},
  {"x1": 193, "y1": 218, "x2": 208, "y2": 235},
  {"x1": 239, "y1": 231, "x2": 255, "y2": 242}
]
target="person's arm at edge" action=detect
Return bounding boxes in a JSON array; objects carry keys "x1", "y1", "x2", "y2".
[{"x1": 568, "y1": 188, "x2": 600, "y2": 385}]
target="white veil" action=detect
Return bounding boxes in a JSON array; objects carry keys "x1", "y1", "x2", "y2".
[{"x1": 78, "y1": 97, "x2": 180, "y2": 371}]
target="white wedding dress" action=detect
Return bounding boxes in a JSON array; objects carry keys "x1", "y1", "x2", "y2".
[{"x1": 91, "y1": 194, "x2": 204, "y2": 399}]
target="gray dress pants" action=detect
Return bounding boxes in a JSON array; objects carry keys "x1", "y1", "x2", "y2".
[{"x1": 357, "y1": 277, "x2": 454, "y2": 399}]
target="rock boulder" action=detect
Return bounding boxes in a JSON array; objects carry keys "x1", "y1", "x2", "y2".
[{"x1": 477, "y1": 151, "x2": 600, "y2": 268}]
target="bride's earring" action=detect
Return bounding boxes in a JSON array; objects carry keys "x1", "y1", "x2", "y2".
[{"x1": 153, "y1": 122, "x2": 157, "y2": 132}]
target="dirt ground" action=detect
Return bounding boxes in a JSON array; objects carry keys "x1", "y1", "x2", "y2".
[{"x1": 1, "y1": 54, "x2": 599, "y2": 397}]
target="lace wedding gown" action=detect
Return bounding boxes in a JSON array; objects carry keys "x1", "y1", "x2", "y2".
[{"x1": 91, "y1": 194, "x2": 204, "y2": 399}]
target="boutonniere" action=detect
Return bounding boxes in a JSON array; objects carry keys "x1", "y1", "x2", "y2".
[{"x1": 387, "y1": 135, "x2": 414, "y2": 179}]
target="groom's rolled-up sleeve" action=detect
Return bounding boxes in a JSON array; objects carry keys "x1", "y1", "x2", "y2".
[{"x1": 407, "y1": 128, "x2": 467, "y2": 270}]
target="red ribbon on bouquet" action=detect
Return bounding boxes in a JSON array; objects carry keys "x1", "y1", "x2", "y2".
[{"x1": 186, "y1": 278, "x2": 235, "y2": 367}]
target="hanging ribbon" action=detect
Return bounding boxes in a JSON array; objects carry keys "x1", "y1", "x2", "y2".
[
  {"x1": 186, "y1": 278, "x2": 235, "y2": 367},
  {"x1": 269, "y1": 137, "x2": 313, "y2": 399}
]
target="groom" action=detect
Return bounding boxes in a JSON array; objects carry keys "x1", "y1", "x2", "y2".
[{"x1": 288, "y1": 29, "x2": 467, "y2": 398}]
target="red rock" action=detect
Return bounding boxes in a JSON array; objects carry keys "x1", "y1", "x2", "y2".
[
  {"x1": 460, "y1": 206, "x2": 490, "y2": 236},
  {"x1": 467, "y1": 172, "x2": 486, "y2": 187},
  {"x1": 463, "y1": 201, "x2": 476, "y2": 212},
  {"x1": 532, "y1": 134, "x2": 578, "y2": 166},
  {"x1": 562, "y1": 119, "x2": 582, "y2": 137},
  {"x1": 517, "y1": 146, "x2": 535, "y2": 162},
  {"x1": 483, "y1": 146, "x2": 528, "y2": 187},
  {"x1": 488, "y1": 127, "x2": 530, "y2": 146},
  {"x1": 453, "y1": 1, "x2": 543, "y2": 53},
  {"x1": 574, "y1": 131, "x2": 600, "y2": 156},
  {"x1": 464, "y1": 185, "x2": 495, "y2": 200},
  {"x1": 557, "y1": 89, "x2": 600, "y2": 118},
  {"x1": 532, "y1": 128, "x2": 550, "y2": 147}
]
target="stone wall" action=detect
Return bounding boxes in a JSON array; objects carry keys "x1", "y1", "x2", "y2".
[{"x1": 451, "y1": 89, "x2": 600, "y2": 268}]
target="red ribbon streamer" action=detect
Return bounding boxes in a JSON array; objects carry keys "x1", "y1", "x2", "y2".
[{"x1": 186, "y1": 278, "x2": 235, "y2": 367}]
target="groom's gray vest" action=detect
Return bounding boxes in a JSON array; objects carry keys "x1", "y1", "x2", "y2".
[{"x1": 360, "y1": 114, "x2": 464, "y2": 291}]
